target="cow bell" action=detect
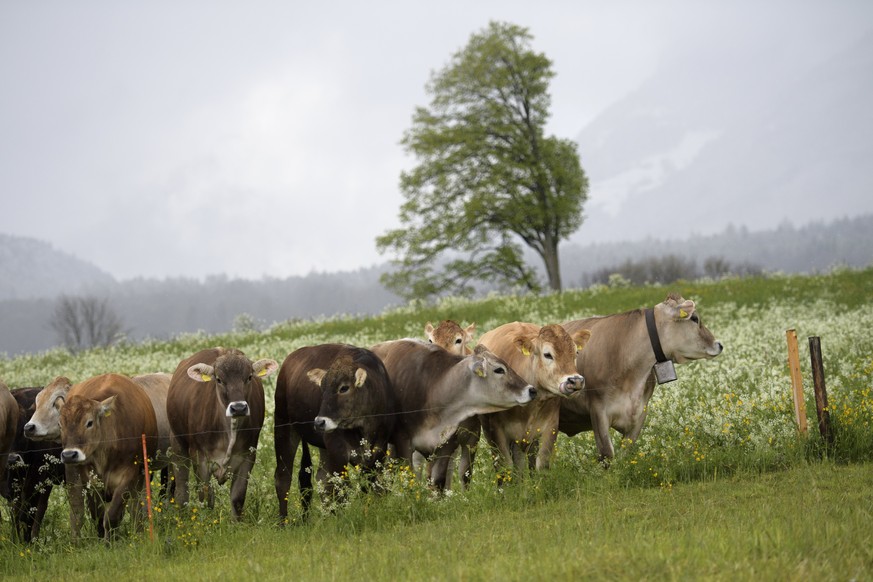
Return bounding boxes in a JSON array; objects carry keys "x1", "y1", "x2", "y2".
[{"x1": 653, "y1": 360, "x2": 678, "y2": 384}]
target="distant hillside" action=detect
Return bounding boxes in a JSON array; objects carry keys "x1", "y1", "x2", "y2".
[
  {"x1": 573, "y1": 29, "x2": 873, "y2": 246},
  {"x1": 0, "y1": 233, "x2": 116, "y2": 300}
]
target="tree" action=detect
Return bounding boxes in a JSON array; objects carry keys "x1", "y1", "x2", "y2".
[
  {"x1": 49, "y1": 295, "x2": 125, "y2": 353},
  {"x1": 377, "y1": 21, "x2": 588, "y2": 300}
]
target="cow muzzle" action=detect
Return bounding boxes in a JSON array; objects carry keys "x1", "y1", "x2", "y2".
[
  {"x1": 7, "y1": 452, "x2": 23, "y2": 467},
  {"x1": 60, "y1": 448, "x2": 85, "y2": 464},
  {"x1": 226, "y1": 401, "x2": 250, "y2": 417},
  {"x1": 517, "y1": 386, "x2": 537, "y2": 404},
  {"x1": 559, "y1": 375, "x2": 585, "y2": 396},
  {"x1": 314, "y1": 416, "x2": 338, "y2": 432}
]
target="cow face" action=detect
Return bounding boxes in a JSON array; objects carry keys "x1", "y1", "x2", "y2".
[
  {"x1": 188, "y1": 354, "x2": 278, "y2": 417},
  {"x1": 468, "y1": 345, "x2": 537, "y2": 408},
  {"x1": 655, "y1": 294, "x2": 724, "y2": 364},
  {"x1": 514, "y1": 324, "x2": 590, "y2": 396},
  {"x1": 308, "y1": 356, "x2": 370, "y2": 432},
  {"x1": 24, "y1": 376, "x2": 73, "y2": 441},
  {"x1": 426, "y1": 320, "x2": 476, "y2": 356},
  {"x1": 58, "y1": 394, "x2": 115, "y2": 464}
]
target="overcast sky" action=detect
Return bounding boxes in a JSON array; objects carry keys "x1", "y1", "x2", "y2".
[{"x1": 1, "y1": 1, "x2": 870, "y2": 281}]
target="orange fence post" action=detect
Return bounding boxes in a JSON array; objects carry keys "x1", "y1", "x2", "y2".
[
  {"x1": 786, "y1": 329, "x2": 808, "y2": 435},
  {"x1": 141, "y1": 433, "x2": 154, "y2": 541}
]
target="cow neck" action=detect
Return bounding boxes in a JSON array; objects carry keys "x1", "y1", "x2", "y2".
[{"x1": 644, "y1": 308, "x2": 669, "y2": 363}]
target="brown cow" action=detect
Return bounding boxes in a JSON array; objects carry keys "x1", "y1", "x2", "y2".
[
  {"x1": 167, "y1": 348, "x2": 278, "y2": 519},
  {"x1": 0, "y1": 382, "x2": 18, "y2": 503},
  {"x1": 423, "y1": 320, "x2": 479, "y2": 489},
  {"x1": 561, "y1": 293, "x2": 723, "y2": 460},
  {"x1": 3, "y1": 386, "x2": 64, "y2": 543},
  {"x1": 22, "y1": 376, "x2": 73, "y2": 442},
  {"x1": 370, "y1": 339, "x2": 536, "y2": 490},
  {"x1": 59, "y1": 373, "x2": 158, "y2": 541},
  {"x1": 274, "y1": 344, "x2": 395, "y2": 521},
  {"x1": 478, "y1": 323, "x2": 590, "y2": 475}
]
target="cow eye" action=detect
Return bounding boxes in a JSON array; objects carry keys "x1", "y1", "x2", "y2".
[
  {"x1": 338, "y1": 385, "x2": 350, "y2": 394},
  {"x1": 544, "y1": 352, "x2": 554, "y2": 361},
  {"x1": 216, "y1": 377, "x2": 223, "y2": 385},
  {"x1": 690, "y1": 314, "x2": 700, "y2": 324},
  {"x1": 455, "y1": 338, "x2": 462, "y2": 344},
  {"x1": 86, "y1": 419, "x2": 94, "y2": 429},
  {"x1": 493, "y1": 367, "x2": 505, "y2": 375}
]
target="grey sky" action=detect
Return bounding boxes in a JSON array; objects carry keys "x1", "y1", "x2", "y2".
[{"x1": 1, "y1": 1, "x2": 870, "y2": 281}]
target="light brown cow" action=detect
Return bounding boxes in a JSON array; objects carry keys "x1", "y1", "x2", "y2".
[
  {"x1": 22, "y1": 376, "x2": 73, "y2": 441},
  {"x1": 423, "y1": 320, "x2": 479, "y2": 489},
  {"x1": 478, "y1": 322, "x2": 590, "y2": 475},
  {"x1": 560, "y1": 293, "x2": 723, "y2": 460},
  {"x1": 58, "y1": 373, "x2": 158, "y2": 541},
  {"x1": 370, "y1": 340, "x2": 536, "y2": 490},
  {"x1": 167, "y1": 348, "x2": 278, "y2": 519},
  {"x1": 0, "y1": 382, "x2": 19, "y2": 500}
]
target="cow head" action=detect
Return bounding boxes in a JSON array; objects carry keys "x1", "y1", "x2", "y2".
[
  {"x1": 58, "y1": 394, "x2": 116, "y2": 465},
  {"x1": 187, "y1": 351, "x2": 278, "y2": 417},
  {"x1": 654, "y1": 293, "x2": 724, "y2": 364},
  {"x1": 425, "y1": 320, "x2": 476, "y2": 356},
  {"x1": 24, "y1": 376, "x2": 73, "y2": 441},
  {"x1": 468, "y1": 345, "x2": 537, "y2": 408},
  {"x1": 513, "y1": 324, "x2": 590, "y2": 397},
  {"x1": 307, "y1": 356, "x2": 374, "y2": 433}
]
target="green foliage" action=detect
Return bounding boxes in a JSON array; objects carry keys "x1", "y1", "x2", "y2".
[
  {"x1": 2, "y1": 268, "x2": 873, "y2": 578},
  {"x1": 377, "y1": 21, "x2": 589, "y2": 300}
]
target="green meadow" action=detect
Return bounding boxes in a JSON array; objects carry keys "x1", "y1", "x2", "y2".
[{"x1": 2, "y1": 267, "x2": 872, "y2": 580}]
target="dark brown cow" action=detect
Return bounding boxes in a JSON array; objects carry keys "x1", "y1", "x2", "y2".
[
  {"x1": 0, "y1": 382, "x2": 18, "y2": 504},
  {"x1": 167, "y1": 348, "x2": 278, "y2": 519},
  {"x1": 59, "y1": 374, "x2": 159, "y2": 541},
  {"x1": 560, "y1": 293, "x2": 724, "y2": 460},
  {"x1": 370, "y1": 340, "x2": 536, "y2": 490},
  {"x1": 2, "y1": 387, "x2": 64, "y2": 543},
  {"x1": 423, "y1": 320, "x2": 480, "y2": 489},
  {"x1": 477, "y1": 322, "x2": 590, "y2": 475},
  {"x1": 274, "y1": 344, "x2": 395, "y2": 521}
]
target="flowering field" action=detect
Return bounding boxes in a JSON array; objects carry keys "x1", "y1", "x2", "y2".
[{"x1": 1, "y1": 268, "x2": 872, "y2": 574}]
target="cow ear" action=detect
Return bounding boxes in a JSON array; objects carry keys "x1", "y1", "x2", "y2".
[
  {"x1": 464, "y1": 323, "x2": 476, "y2": 341},
  {"x1": 253, "y1": 359, "x2": 279, "y2": 378},
  {"x1": 354, "y1": 368, "x2": 368, "y2": 387},
  {"x1": 307, "y1": 369, "x2": 326, "y2": 387},
  {"x1": 188, "y1": 364, "x2": 215, "y2": 383},
  {"x1": 469, "y1": 356, "x2": 487, "y2": 378},
  {"x1": 424, "y1": 322, "x2": 435, "y2": 341},
  {"x1": 99, "y1": 395, "x2": 117, "y2": 418},
  {"x1": 665, "y1": 300, "x2": 696, "y2": 320},
  {"x1": 574, "y1": 329, "x2": 592, "y2": 352},
  {"x1": 513, "y1": 336, "x2": 534, "y2": 357}
]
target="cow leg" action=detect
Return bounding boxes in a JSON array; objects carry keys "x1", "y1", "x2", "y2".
[
  {"x1": 591, "y1": 407, "x2": 616, "y2": 462},
  {"x1": 274, "y1": 423, "x2": 299, "y2": 524},
  {"x1": 172, "y1": 460, "x2": 190, "y2": 507},
  {"x1": 103, "y1": 473, "x2": 137, "y2": 541},
  {"x1": 535, "y1": 429, "x2": 559, "y2": 471},
  {"x1": 459, "y1": 442, "x2": 476, "y2": 489},
  {"x1": 429, "y1": 454, "x2": 451, "y2": 491},
  {"x1": 27, "y1": 483, "x2": 53, "y2": 543},
  {"x1": 299, "y1": 442, "x2": 314, "y2": 519},
  {"x1": 229, "y1": 453, "x2": 255, "y2": 520}
]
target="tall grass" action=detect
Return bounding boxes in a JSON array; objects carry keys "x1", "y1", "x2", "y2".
[{"x1": 1, "y1": 268, "x2": 872, "y2": 578}]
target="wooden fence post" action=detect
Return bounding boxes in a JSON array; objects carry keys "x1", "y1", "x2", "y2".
[
  {"x1": 786, "y1": 329, "x2": 808, "y2": 435},
  {"x1": 808, "y1": 336, "x2": 834, "y2": 448},
  {"x1": 141, "y1": 434, "x2": 154, "y2": 541}
]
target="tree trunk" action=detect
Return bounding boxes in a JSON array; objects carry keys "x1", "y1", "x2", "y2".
[{"x1": 542, "y1": 242, "x2": 562, "y2": 291}]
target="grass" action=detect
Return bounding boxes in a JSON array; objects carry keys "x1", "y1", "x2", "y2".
[{"x1": 1, "y1": 267, "x2": 873, "y2": 578}]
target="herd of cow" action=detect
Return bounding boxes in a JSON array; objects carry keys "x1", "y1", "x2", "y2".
[{"x1": 0, "y1": 293, "x2": 723, "y2": 543}]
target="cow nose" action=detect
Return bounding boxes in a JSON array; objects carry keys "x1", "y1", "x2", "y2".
[
  {"x1": 715, "y1": 342, "x2": 724, "y2": 354},
  {"x1": 23, "y1": 422, "x2": 35, "y2": 435},
  {"x1": 527, "y1": 387, "x2": 537, "y2": 400},
  {"x1": 227, "y1": 401, "x2": 250, "y2": 417},
  {"x1": 567, "y1": 375, "x2": 585, "y2": 389},
  {"x1": 60, "y1": 450, "x2": 79, "y2": 464},
  {"x1": 314, "y1": 417, "x2": 327, "y2": 431},
  {"x1": 7, "y1": 453, "x2": 23, "y2": 466}
]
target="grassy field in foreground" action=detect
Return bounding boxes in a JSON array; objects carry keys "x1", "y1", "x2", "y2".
[
  {"x1": 3, "y1": 462, "x2": 871, "y2": 580},
  {"x1": 1, "y1": 268, "x2": 872, "y2": 578}
]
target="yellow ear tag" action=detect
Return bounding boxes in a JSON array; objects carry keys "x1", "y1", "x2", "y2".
[
  {"x1": 522, "y1": 347, "x2": 531, "y2": 356},
  {"x1": 105, "y1": 411, "x2": 111, "y2": 417},
  {"x1": 201, "y1": 374, "x2": 212, "y2": 382},
  {"x1": 257, "y1": 368, "x2": 268, "y2": 377},
  {"x1": 475, "y1": 368, "x2": 485, "y2": 378},
  {"x1": 679, "y1": 309, "x2": 688, "y2": 318}
]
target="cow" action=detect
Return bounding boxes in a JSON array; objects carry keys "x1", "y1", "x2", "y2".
[
  {"x1": 167, "y1": 348, "x2": 278, "y2": 519},
  {"x1": 423, "y1": 320, "x2": 480, "y2": 489},
  {"x1": 24, "y1": 373, "x2": 173, "y2": 494},
  {"x1": 274, "y1": 344, "x2": 395, "y2": 522},
  {"x1": 370, "y1": 339, "x2": 536, "y2": 490},
  {"x1": 560, "y1": 293, "x2": 724, "y2": 460},
  {"x1": 477, "y1": 322, "x2": 590, "y2": 477},
  {"x1": 59, "y1": 373, "x2": 159, "y2": 541},
  {"x1": 0, "y1": 382, "x2": 18, "y2": 503},
  {"x1": 2, "y1": 386, "x2": 64, "y2": 543}
]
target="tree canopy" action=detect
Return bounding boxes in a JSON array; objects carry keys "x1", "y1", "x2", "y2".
[{"x1": 377, "y1": 21, "x2": 588, "y2": 300}]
